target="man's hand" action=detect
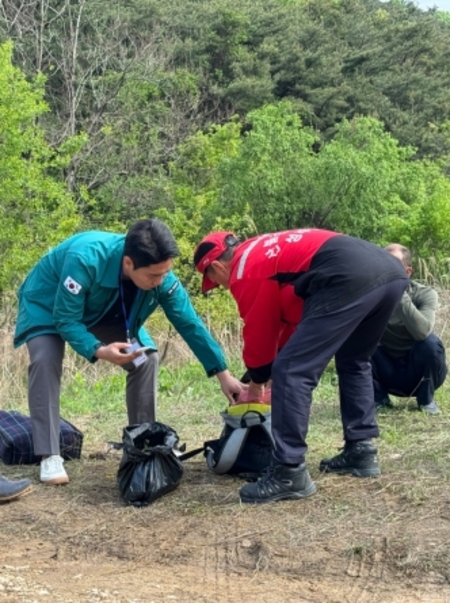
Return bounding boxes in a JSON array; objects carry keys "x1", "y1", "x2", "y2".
[
  {"x1": 235, "y1": 381, "x2": 271, "y2": 404},
  {"x1": 94, "y1": 342, "x2": 145, "y2": 366},
  {"x1": 216, "y1": 370, "x2": 245, "y2": 404},
  {"x1": 247, "y1": 381, "x2": 266, "y2": 401}
]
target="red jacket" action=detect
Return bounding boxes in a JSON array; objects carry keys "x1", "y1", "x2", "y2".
[{"x1": 229, "y1": 229, "x2": 340, "y2": 378}]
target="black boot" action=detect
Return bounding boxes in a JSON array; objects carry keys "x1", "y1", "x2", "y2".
[
  {"x1": 239, "y1": 462, "x2": 316, "y2": 504},
  {"x1": 375, "y1": 395, "x2": 394, "y2": 410},
  {"x1": 319, "y1": 440, "x2": 381, "y2": 478}
]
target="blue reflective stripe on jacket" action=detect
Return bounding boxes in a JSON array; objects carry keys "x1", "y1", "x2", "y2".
[{"x1": 14, "y1": 231, "x2": 227, "y2": 375}]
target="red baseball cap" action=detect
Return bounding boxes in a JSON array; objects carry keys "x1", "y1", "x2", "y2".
[{"x1": 194, "y1": 231, "x2": 235, "y2": 293}]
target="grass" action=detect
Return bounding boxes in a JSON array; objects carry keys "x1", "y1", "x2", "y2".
[
  {"x1": 38, "y1": 347, "x2": 450, "y2": 533},
  {"x1": 1, "y1": 291, "x2": 450, "y2": 591},
  {"x1": 2, "y1": 319, "x2": 449, "y2": 485}
]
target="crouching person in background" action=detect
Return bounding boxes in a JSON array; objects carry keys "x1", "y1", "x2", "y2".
[
  {"x1": 14, "y1": 219, "x2": 243, "y2": 486},
  {"x1": 371, "y1": 244, "x2": 447, "y2": 415}
]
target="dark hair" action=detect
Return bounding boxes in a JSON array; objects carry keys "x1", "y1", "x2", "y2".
[
  {"x1": 193, "y1": 234, "x2": 240, "y2": 267},
  {"x1": 124, "y1": 219, "x2": 179, "y2": 268}
]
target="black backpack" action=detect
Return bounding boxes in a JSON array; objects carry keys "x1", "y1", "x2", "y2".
[{"x1": 198, "y1": 405, "x2": 275, "y2": 480}]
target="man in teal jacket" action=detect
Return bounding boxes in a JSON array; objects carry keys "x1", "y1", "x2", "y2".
[{"x1": 14, "y1": 219, "x2": 243, "y2": 485}]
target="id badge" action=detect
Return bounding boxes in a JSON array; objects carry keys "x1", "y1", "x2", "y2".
[{"x1": 126, "y1": 338, "x2": 148, "y2": 368}]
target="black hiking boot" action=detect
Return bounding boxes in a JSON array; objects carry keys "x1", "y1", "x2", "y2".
[
  {"x1": 319, "y1": 440, "x2": 381, "y2": 478},
  {"x1": 375, "y1": 396, "x2": 394, "y2": 410},
  {"x1": 239, "y1": 462, "x2": 316, "y2": 504}
]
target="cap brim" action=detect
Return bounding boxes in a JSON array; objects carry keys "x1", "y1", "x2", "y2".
[{"x1": 202, "y1": 274, "x2": 219, "y2": 293}]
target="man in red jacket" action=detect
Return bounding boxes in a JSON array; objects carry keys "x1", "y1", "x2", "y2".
[{"x1": 194, "y1": 229, "x2": 408, "y2": 504}]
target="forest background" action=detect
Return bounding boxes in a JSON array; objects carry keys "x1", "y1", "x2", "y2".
[{"x1": 1, "y1": 0, "x2": 450, "y2": 332}]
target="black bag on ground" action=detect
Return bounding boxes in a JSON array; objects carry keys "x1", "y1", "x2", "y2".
[
  {"x1": 117, "y1": 422, "x2": 184, "y2": 507},
  {"x1": 0, "y1": 410, "x2": 83, "y2": 465},
  {"x1": 204, "y1": 406, "x2": 275, "y2": 480}
]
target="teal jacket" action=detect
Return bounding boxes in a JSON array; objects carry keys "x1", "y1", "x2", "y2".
[{"x1": 14, "y1": 231, "x2": 227, "y2": 376}]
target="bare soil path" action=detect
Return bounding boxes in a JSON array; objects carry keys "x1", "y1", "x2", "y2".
[{"x1": 1, "y1": 456, "x2": 449, "y2": 603}]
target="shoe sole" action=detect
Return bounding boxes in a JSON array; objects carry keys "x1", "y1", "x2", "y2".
[
  {"x1": 319, "y1": 466, "x2": 381, "y2": 478},
  {"x1": 41, "y1": 476, "x2": 70, "y2": 485},
  {"x1": 0, "y1": 484, "x2": 33, "y2": 503},
  {"x1": 240, "y1": 482, "x2": 317, "y2": 504}
]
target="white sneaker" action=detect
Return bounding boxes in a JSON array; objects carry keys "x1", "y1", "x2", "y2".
[{"x1": 40, "y1": 455, "x2": 69, "y2": 485}]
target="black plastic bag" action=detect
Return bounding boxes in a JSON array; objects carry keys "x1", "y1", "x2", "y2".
[{"x1": 117, "y1": 422, "x2": 184, "y2": 507}]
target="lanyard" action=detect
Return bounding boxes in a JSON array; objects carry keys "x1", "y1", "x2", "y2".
[{"x1": 119, "y1": 272, "x2": 141, "y2": 343}]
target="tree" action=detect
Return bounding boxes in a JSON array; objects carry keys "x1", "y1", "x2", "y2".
[
  {"x1": 217, "y1": 104, "x2": 413, "y2": 240},
  {"x1": 0, "y1": 0, "x2": 204, "y2": 224},
  {"x1": 2, "y1": 0, "x2": 450, "y2": 229},
  {"x1": 163, "y1": 101, "x2": 450, "y2": 264},
  {"x1": 156, "y1": 119, "x2": 248, "y2": 289},
  {"x1": 0, "y1": 41, "x2": 80, "y2": 292}
]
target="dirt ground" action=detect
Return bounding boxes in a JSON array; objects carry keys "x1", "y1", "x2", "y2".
[{"x1": 0, "y1": 451, "x2": 449, "y2": 603}]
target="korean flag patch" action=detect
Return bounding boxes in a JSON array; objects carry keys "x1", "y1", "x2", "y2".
[{"x1": 63, "y1": 276, "x2": 82, "y2": 295}]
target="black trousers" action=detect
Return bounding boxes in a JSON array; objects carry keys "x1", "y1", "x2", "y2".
[
  {"x1": 371, "y1": 334, "x2": 447, "y2": 407},
  {"x1": 271, "y1": 278, "x2": 408, "y2": 465}
]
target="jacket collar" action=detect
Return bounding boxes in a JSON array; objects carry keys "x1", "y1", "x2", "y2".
[{"x1": 98, "y1": 237, "x2": 126, "y2": 288}]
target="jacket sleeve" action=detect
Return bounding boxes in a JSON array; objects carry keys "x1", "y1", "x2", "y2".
[
  {"x1": 158, "y1": 272, "x2": 227, "y2": 376},
  {"x1": 396, "y1": 286, "x2": 438, "y2": 340},
  {"x1": 52, "y1": 251, "x2": 103, "y2": 361},
  {"x1": 231, "y1": 278, "x2": 283, "y2": 383}
]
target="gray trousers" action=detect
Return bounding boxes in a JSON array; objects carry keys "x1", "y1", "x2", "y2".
[{"x1": 27, "y1": 325, "x2": 158, "y2": 456}]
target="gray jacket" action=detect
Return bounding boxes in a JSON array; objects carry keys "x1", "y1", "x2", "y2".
[{"x1": 379, "y1": 280, "x2": 438, "y2": 358}]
